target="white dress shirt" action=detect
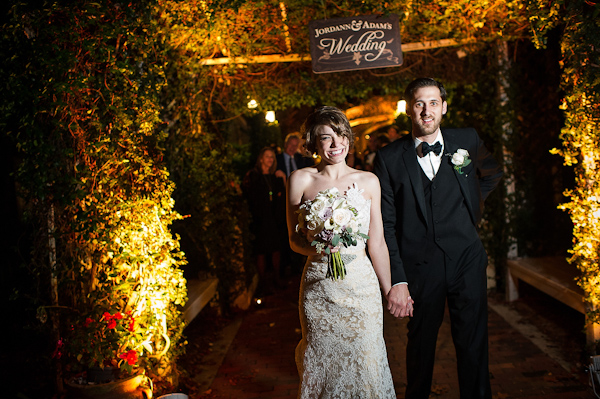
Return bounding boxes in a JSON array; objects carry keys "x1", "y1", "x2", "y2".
[
  {"x1": 283, "y1": 153, "x2": 297, "y2": 176},
  {"x1": 414, "y1": 132, "x2": 444, "y2": 180}
]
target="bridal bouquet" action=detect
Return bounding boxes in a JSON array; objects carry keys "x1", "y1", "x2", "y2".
[{"x1": 296, "y1": 187, "x2": 369, "y2": 280}]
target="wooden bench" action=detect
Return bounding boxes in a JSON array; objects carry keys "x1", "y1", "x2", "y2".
[
  {"x1": 506, "y1": 256, "x2": 600, "y2": 344},
  {"x1": 183, "y1": 278, "x2": 219, "y2": 324}
]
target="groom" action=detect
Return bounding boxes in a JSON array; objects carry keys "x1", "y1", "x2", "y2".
[{"x1": 374, "y1": 77, "x2": 503, "y2": 399}]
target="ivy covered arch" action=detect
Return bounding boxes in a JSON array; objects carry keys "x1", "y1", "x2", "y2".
[{"x1": 1, "y1": 0, "x2": 599, "y2": 396}]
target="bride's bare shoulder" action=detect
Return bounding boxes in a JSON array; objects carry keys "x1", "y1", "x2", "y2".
[
  {"x1": 289, "y1": 167, "x2": 317, "y2": 187},
  {"x1": 351, "y1": 170, "x2": 381, "y2": 193}
]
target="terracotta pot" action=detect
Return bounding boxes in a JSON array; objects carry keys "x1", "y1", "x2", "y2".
[
  {"x1": 87, "y1": 366, "x2": 115, "y2": 384},
  {"x1": 65, "y1": 373, "x2": 152, "y2": 399}
]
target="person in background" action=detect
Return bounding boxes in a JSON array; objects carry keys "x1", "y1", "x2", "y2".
[
  {"x1": 387, "y1": 124, "x2": 402, "y2": 142},
  {"x1": 364, "y1": 133, "x2": 390, "y2": 171},
  {"x1": 277, "y1": 132, "x2": 314, "y2": 178},
  {"x1": 277, "y1": 132, "x2": 314, "y2": 276},
  {"x1": 346, "y1": 145, "x2": 363, "y2": 169},
  {"x1": 242, "y1": 147, "x2": 287, "y2": 295}
]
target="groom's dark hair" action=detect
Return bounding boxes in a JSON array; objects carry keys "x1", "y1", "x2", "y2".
[
  {"x1": 404, "y1": 77, "x2": 447, "y2": 103},
  {"x1": 301, "y1": 106, "x2": 354, "y2": 155}
]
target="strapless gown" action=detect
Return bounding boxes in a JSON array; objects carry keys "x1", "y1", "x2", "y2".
[{"x1": 296, "y1": 184, "x2": 396, "y2": 398}]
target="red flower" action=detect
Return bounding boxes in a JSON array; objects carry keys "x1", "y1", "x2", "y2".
[
  {"x1": 128, "y1": 319, "x2": 136, "y2": 332},
  {"x1": 84, "y1": 318, "x2": 94, "y2": 327},
  {"x1": 119, "y1": 350, "x2": 138, "y2": 366},
  {"x1": 107, "y1": 319, "x2": 117, "y2": 329},
  {"x1": 52, "y1": 339, "x2": 63, "y2": 359},
  {"x1": 114, "y1": 312, "x2": 123, "y2": 320}
]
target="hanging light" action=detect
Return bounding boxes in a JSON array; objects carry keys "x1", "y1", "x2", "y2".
[
  {"x1": 265, "y1": 111, "x2": 276, "y2": 123},
  {"x1": 247, "y1": 99, "x2": 258, "y2": 109},
  {"x1": 396, "y1": 100, "x2": 407, "y2": 114}
]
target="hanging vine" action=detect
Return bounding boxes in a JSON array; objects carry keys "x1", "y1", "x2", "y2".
[{"x1": 527, "y1": 0, "x2": 600, "y2": 326}]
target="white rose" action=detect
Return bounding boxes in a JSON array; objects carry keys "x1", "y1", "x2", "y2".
[
  {"x1": 457, "y1": 149, "x2": 469, "y2": 157},
  {"x1": 306, "y1": 220, "x2": 318, "y2": 230},
  {"x1": 332, "y1": 208, "x2": 353, "y2": 227},
  {"x1": 451, "y1": 152, "x2": 465, "y2": 166},
  {"x1": 311, "y1": 198, "x2": 325, "y2": 213}
]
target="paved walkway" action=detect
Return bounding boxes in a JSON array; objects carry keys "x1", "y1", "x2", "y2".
[{"x1": 188, "y1": 276, "x2": 594, "y2": 399}]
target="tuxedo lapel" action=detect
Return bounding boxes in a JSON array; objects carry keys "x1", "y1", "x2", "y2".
[
  {"x1": 443, "y1": 138, "x2": 476, "y2": 225},
  {"x1": 401, "y1": 139, "x2": 428, "y2": 225}
]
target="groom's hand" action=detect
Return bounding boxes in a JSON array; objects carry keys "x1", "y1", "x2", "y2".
[{"x1": 387, "y1": 284, "x2": 414, "y2": 318}]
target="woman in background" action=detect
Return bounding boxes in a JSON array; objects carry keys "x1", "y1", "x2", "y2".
[{"x1": 243, "y1": 147, "x2": 287, "y2": 295}]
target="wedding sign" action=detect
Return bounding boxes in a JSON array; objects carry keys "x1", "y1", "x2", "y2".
[{"x1": 308, "y1": 14, "x2": 402, "y2": 74}]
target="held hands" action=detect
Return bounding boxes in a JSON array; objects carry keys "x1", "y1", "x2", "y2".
[{"x1": 386, "y1": 284, "x2": 414, "y2": 319}]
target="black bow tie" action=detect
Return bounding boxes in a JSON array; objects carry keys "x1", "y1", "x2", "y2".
[{"x1": 421, "y1": 141, "x2": 442, "y2": 156}]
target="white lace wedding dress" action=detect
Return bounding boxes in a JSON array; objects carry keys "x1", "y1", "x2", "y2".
[{"x1": 296, "y1": 184, "x2": 396, "y2": 398}]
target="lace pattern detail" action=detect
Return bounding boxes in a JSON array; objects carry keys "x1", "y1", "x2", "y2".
[{"x1": 296, "y1": 184, "x2": 395, "y2": 398}]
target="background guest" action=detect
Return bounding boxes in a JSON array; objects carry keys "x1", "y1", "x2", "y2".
[{"x1": 242, "y1": 147, "x2": 287, "y2": 295}]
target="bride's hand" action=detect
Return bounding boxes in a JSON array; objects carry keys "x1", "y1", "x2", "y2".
[
  {"x1": 387, "y1": 284, "x2": 413, "y2": 318},
  {"x1": 328, "y1": 244, "x2": 341, "y2": 253}
]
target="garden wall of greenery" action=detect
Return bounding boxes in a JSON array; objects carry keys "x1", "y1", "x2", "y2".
[{"x1": 1, "y1": 0, "x2": 598, "y2": 396}]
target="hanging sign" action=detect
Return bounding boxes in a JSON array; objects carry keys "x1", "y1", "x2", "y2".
[{"x1": 308, "y1": 14, "x2": 402, "y2": 74}]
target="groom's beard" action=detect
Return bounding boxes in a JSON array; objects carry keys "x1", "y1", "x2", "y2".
[{"x1": 412, "y1": 113, "x2": 443, "y2": 138}]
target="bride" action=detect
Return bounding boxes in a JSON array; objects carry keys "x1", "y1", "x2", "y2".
[{"x1": 286, "y1": 106, "x2": 410, "y2": 398}]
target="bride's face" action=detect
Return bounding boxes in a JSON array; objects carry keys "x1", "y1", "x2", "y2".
[{"x1": 316, "y1": 125, "x2": 348, "y2": 165}]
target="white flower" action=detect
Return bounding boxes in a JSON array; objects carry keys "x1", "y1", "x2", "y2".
[
  {"x1": 324, "y1": 218, "x2": 335, "y2": 230},
  {"x1": 311, "y1": 198, "x2": 326, "y2": 213},
  {"x1": 294, "y1": 186, "x2": 370, "y2": 280},
  {"x1": 322, "y1": 187, "x2": 339, "y2": 198},
  {"x1": 448, "y1": 148, "x2": 471, "y2": 174},
  {"x1": 451, "y1": 152, "x2": 466, "y2": 166},
  {"x1": 332, "y1": 208, "x2": 352, "y2": 227}
]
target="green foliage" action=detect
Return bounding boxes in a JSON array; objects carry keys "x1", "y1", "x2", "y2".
[
  {"x1": 1, "y1": 0, "x2": 187, "y2": 393},
  {"x1": 161, "y1": 0, "x2": 530, "y2": 116},
  {"x1": 160, "y1": 44, "x2": 255, "y2": 307},
  {"x1": 4, "y1": 0, "x2": 593, "y2": 392},
  {"x1": 528, "y1": 0, "x2": 600, "y2": 327}
]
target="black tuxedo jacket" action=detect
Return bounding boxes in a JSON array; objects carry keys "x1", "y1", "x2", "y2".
[
  {"x1": 374, "y1": 127, "x2": 503, "y2": 285},
  {"x1": 276, "y1": 152, "x2": 313, "y2": 176}
]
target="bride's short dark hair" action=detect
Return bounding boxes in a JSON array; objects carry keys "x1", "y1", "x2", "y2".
[{"x1": 301, "y1": 106, "x2": 354, "y2": 155}]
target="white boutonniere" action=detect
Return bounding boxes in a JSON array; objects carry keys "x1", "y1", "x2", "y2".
[{"x1": 448, "y1": 149, "x2": 471, "y2": 174}]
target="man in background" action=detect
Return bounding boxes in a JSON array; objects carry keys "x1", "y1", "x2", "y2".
[{"x1": 277, "y1": 132, "x2": 313, "y2": 178}]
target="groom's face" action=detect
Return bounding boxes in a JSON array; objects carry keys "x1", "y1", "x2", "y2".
[{"x1": 407, "y1": 86, "x2": 447, "y2": 140}]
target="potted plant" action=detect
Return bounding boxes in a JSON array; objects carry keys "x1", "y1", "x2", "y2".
[{"x1": 57, "y1": 198, "x2": 188, "y2": 397}]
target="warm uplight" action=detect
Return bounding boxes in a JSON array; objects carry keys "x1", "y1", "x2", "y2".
[
  {"x1": 247, "y1": 99, "x2": 258, "y2": 109},
  {"x1": 265, "y1": 111, "x2": 276, "y2": 123},
  {"x1": 396, "y1": 100, "x2": 407, "y2": 114}
]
